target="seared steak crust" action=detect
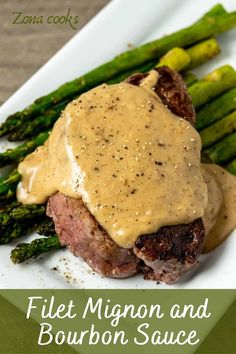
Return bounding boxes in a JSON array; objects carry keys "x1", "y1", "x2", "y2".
[
  {"x1": 154, "y1": 66, "x2": 195, "y2": 125},
  {"x1": 125, "y1": 72, "x2": 149, "y2": 86},
  {"x1": 126, "y1": 66, "x2": 195, "y2": 125},
  {"x1": 134, "y1": 219, "x2": 205, "y2": 283},
  {"x1": 47, "y1": 193, "x2": 141, "y2": 278},
  {"x1": 47, "y1": 66, "x2": 205, "y2": 283}
]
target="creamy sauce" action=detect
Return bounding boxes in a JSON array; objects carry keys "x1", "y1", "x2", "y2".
[
  {"x1": 202, "y1": 164, "x2": 236, "y2": 253},
  {"x1": 201, "y1": 165, "x2": 223, "y2": 235},
  {"x1": 17, "y1": 71, "x2": 208, "y2": 248}
]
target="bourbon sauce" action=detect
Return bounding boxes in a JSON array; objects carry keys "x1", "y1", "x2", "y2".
[{"x1": 17, "y1": 71, "x2": 236, "y2": 250}]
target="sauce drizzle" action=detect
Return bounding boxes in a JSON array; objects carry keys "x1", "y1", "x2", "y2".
[{"x1": 17, "y1": 72, "x2": 208, "y2": 248}]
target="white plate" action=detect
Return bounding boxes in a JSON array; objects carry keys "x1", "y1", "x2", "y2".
[{"x1": 0, "y1": 0, "x2": 236, "y2": 289}]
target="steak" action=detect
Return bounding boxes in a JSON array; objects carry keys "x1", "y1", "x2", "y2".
[
  {"x1": 126, "y1": 66, "x2": 195, "y2": 125},
  {"x1": 133, "y1": 219, "x2": 205, "y2": 283},
  {"x1": 47, "y1": 193, "x2": 141, "y2": 278},
  {"x1": 47, "y1": 66, "x2": 205, "y2": 284}
]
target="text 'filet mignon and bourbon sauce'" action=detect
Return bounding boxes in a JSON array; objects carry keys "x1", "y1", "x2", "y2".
[{"x1": 17, "y1": 70, "x2": 236, "y2": 251}]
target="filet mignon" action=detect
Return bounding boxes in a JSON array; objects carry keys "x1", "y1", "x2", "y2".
[{"x1": 47, "y1": 66, "x2": 205, "y2": 283}]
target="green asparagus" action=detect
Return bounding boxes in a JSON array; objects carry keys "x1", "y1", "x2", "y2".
[
  {"x1": 0, "y1": 130, "x2": 50, "y2": 168},
  {"x1": 109, "y1": 46, "x2": 191, "y2": 83},
  {"x1": 0, "y1": 203, "x2": 46, "y2": 244},
  {"x1": 182, "y1": 72, "x2": 198, "y2": 86},
  {"x1": 0, "y1": 210, "x2": 10, "y2": 227},
  {"x1": 0, "y1": 200, "x2": 19, "y2": 213},
  {"x1": 3, "y1": 51, "x2": 186, "y2": 142},
  {"x1": 157, "y1": 38, "x2": 220, "y2": 71},
  {"x1": 85, "y1": 38, "x2": 219, "y2": 81},
  {"x1": 186, "y1": 38, "x2": 220, "y2": 70},
  {"x1": 156, "y1": 47, "x2": 190, "y2": 71},
  {"x1": 2, "y1": 86, "x2": 234, "y2": 245},
  {"x1": 188, "y1": 65, "x2": 236, "y2": 108},
  {"x1": 200, "y1": 111, "x2": 236, "y2": 148},
  {"x1": 225, "y1": 158, "x2": 236, "y2": 175},
  {"x1": 11, "y1": 235, "x2": 62, "y2": 263},
  {"x1": 200, "y1": 4, "x2": 226, "y2": 18},
  {"x1": 37, "y1": 218, "x2": 55, "y2": 236},
  {"x1": 0, "y1": 66, "x2": 234, "y2": 172},
  {"x1": 8, "y1": 37, "x2": 220, "y2": 142},
  {"x1": 10, "y1": 204, "x2": 46, "y2": 220},
  {"x1": 1, "y1": 7, "x2": 236, "y2": 136},
  {"x1": 203, "y1": 132, "x2": 236, "y2": 164},
  {"x1": 0, "y1": 204, "x2": 53, "y2": 244},
  {"x1": 0, "y1": 169, "x2": 21, "y2": 200},
  {"x1": 0, "y1": 220, "x2": 40, "y2": 245},
  {"x1": 196, "y1": 87, "x2": 236, "y2": 130},
  {"x1": 9, "y1": 100, "x2": 69, "y2": 141}
]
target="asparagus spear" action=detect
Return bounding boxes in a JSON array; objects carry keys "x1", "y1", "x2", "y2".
[
  {"x1": 0, "y1": 66, "x2": 234, "y2": 177},
  {"x1": 9, "y1": 61, "x2": 157, "y2": 141},
  {"x1": 0, "y1": 65, "x2": 234, "y2": 171},
  {"x1": 185, "y1": 38, "x2": 220, "y2": 70},
  {"x1": 0, "y1": 204, "x2": 53, "y2": 244},
  {"x1": 6, "y1": 49, "x2": 189, "y2": 142},
  {"x1": 0, "y1": 220, "x2": 40, "y2": 245},
  {"x1": 16, "y1": 94, "x2": 236, "y2": 241},
  {"x1": 0, "y1": 130, "x2": 50, "y2": 167},
  {"x1": 188, "y1": 65, "x2": 236, "y2": 108},
  {"x1": 0, "y1": 202, "x2": 43, "y2": 221},
  {"x1": 156, "y1": 38, "x2": 220, "y2": 71},
  {"x1": 1, "y1": 8, "x2": 236, "y2": 137},
  {"x1": 9, "y1": 100, "x2": 69, "y2": 141},
  {"x1": 0, "y1": 202, "x2": 46, "y2": 244},
  {"x1": 225, "y1": 159, "x2": 236, "y2": 175},
  {"x1": 196, "y1": 87, "x2": 236, "y2": 130},
  {"x1": 37, "y1": 218, "x2": 55, "y2": 236},
  {"x1": 156, "y1": 47, "x2": 190, "y2": 71},
  {"x1": 200, "y1": 111, "x2": 236, "y2": 148},
  {"x1": 203, "y1": 132, "x2": 236, "y2": 164},
  {"x1": 6, "y1": 37, "x2": 220, "y2": 142},
  {"x1": 0, "y1": 200, "x2": 19, "y2": 213},
  {"x1": 11, "y1": 235, "x2": 62, "y2": 263},
  {"x1": 182, "y1": 72, "x2": 198, "y2": 86},
  {"x1": 9, "y1": 203, "x2": 46, "y2": 220},
  {"x1": 0, "y1": 211, "x2": 10, "y2": 227},
  {"x1": 0, "y1": 169, "x2": 21, "y2": 200},
  {"x1": 200, "y1": 4, "x2": 226, "y2": 18}
]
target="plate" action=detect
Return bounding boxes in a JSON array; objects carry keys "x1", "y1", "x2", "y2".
[{"x1": 0, "y1": 0, "x2": 236, "y2": 289}]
